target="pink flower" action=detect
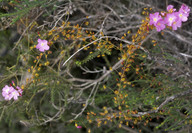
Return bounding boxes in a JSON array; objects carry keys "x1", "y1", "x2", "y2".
[
  {"x1": 76, "y1": 126, "x2": 82, "y2": 129},
  {"x1": 2, "y1": 85, "x2": 11, "y2": 100},
  {"x1": 75, "y1": 123, "x2": 82, "y2": 129},
  {"x1": 164, "y1": 12, "x2": 178, "y2": 26},
  {"x1": 2, "y1": 85, "x2": 14, "y2": 100},
  {"x1": 177, "y1": 11, "x2": 188, "y2": 22},
  {"x1": 2, "y1": 85, "x2": 22, "y2": 101},
  {"x1": 155, "y1": 19, "x2": 166, "y2": 32},
  {"x1": 179, "y1": 4, "x2": 190, "y2": 16},
  {"x1": 9, "y1": 89, "x2": 20, "y2": 100},
  {"x1": 149, "y1": 12, "x2": 162, "y2": 26},
  {"x1": 12, "y1": 81, "x2": 15, "y2": 86},
  {"x1": 167, "y1": 5, "x2": 176, "y2": 13},
  {"x1": 36, "y1": 39, "x2": 50, "y2": 52},
  {"x1": 16, "y1": 86, "x2": 23, "y2": 96},
  {"x1": 2, "y1": 85, "x2": 11, "y2": 95},
  {"x1": 172, "y1": 20, "x2": 182, "y2": 30}
]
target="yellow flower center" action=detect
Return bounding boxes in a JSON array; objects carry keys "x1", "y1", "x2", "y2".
[
  {"x1": 179, "y1": 13, "x2": 182, "y2": 17},
  {"x1": 5, "y1": 89, "x2": 9, "y2": 93},
  {"x1": 153, "y1": 18, "x2": 157, "y2": 22},
  {"x1": 169, "y1": 9, "x2": 173, "y2": 13},
  {"x1": 169, "y1": 17, "x2": 173, "y2": 22},
  {"x1": 41, "y1": 43, "x2": 45, "y2": 46}
]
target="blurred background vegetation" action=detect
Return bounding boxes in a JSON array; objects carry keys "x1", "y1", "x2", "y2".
[{"x1": 0, "y1": 0, "x2": 192, "y2": 133}]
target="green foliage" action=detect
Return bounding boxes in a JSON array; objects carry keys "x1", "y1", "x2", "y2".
[{"x1": 75, "y1": 47, "x2": 111, "y2": 66}]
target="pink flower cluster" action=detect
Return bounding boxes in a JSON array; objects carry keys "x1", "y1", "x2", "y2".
[
  {"x1": 149, "y1": 4, "x2": 190, "y2": 32},
  {"x1": 2, "y1": 82, "x2": 23, "y2": 101}
]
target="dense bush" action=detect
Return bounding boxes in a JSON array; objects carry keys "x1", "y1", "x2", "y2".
[{"x1": 0, "y1": 0, "x2": 192, "y2": 132}]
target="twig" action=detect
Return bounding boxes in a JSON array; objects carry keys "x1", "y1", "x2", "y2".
[
  {"x1": 12, "y1": 11, "x2": 44, "y2": 50},
  {"x1": 132, "y1": 88, "x2": 192, "y2": 117}
]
